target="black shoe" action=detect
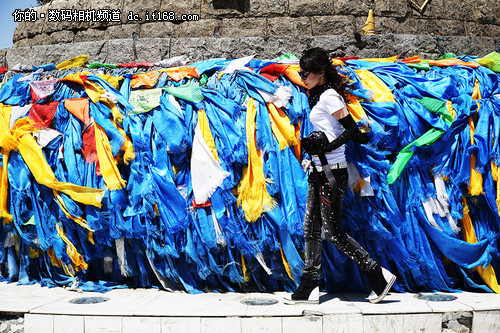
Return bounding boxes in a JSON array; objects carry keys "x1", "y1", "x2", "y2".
[
  {"x1": 284, "y1": 279, "x2": 319, "y2": 304},
  {"x1": 366, "y1": 266, "x2": 396, "y2": 304}
]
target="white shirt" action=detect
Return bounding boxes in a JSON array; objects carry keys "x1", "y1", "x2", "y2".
[{"x1": 309, "y1": 89, "x2": 346, "y2": 165}]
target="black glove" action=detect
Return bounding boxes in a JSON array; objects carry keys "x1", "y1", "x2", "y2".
[{"x1": 323, "y1": 114, "x2": 370, "y2": 152}]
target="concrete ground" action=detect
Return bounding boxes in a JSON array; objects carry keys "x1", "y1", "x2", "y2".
[{"x1": 0, "y1": 281, "x2": 499, "y2": 333}]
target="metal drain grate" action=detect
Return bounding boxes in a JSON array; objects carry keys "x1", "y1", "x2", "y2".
[
  {"x1": 240, "y1": 298, "x2": 279, "y2": 306},
  {"x1": 415, "y1": 293, "x2": 457, "y2": 302},
  {"x1": 69, "y1": 296, "x2": 110, "y2": 304}
]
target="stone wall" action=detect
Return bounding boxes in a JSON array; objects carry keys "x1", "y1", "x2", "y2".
[{"x1": 4, "y1": 0, "x2": 500, "y2": 67}]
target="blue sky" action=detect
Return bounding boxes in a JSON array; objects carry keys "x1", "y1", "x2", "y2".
[{"x1": 0, "y1": 0, "x2": 39, "y2": 49}]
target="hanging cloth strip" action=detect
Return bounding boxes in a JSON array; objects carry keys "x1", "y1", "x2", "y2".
[
  {"x1": 237, "y1": 97, "x2": 276, "y2": 222},
  {"x1": 460, "y1": 198, "x2": 500, "y2": 293},
  {"x1": 93, "y1": 121, "x2": 127, "y2": 190},
  {"x1": 2, "y1": 113, "x2": 105, "y2": 207},
  {"x1": 266, "y1": 103, "x2": 298, "y2": 150},
  {"x1": 191, "y1": 111, "x2": 230, "y2": 205}
]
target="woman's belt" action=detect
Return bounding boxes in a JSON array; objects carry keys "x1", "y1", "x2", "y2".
[{"x1": 313, "y1": 161, "x2": 347, "y2": 172}]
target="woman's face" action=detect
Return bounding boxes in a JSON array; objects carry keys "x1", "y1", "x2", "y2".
[{"x1": 299, "y1": 68, "x2": 326, "y2": 89}]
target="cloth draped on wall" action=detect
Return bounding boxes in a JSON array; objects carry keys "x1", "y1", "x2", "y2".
[{"x1": 0, "y1": 53, "x2": 499, "y2": 294}]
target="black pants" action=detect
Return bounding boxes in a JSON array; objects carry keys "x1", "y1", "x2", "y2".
[{"x1": 302, "y1": 167, "x2": 378, "y2": 281}]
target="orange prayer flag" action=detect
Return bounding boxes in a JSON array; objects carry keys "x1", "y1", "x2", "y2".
[{"x1": 65, "y1": 98, "x2": 90, "y2": 125}]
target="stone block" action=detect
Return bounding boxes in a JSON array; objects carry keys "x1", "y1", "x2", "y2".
[
  {"x1": 282, "y1": 315, "x2": 322, "y2": 333},
  {"x1": 373, "y1": 17, "x2": 465, "y2": 36},
  {"x1": 403, "y1": 314, "x2": 441, "y2": 333},
  {"x1": 25, "y1": 314, "x2": 53, "y2": 333},
  {"x1": 43, "y1": 40, "x2": 107, "y2": 65},
  {"x1": 161, "y1": 317, "x2": 201, "y2": 333},
  {"x1": 246, "y1": 0, "x2": 289, "y2": 17},
  {"x1": 140, "y1": 21, "x2": 179, "y2": 39},
  {"x1": 74, "y1": 28, "x2": 107, "y2": 43},
  {"x1": 392, "y1": 34, "x2": 441, "y2": 57},
  {"x1": 27, "y1": 33, "x2": 57, "y2": 47},
  {"x1": 135, "y1": 38, "x2": 171, "y2": 62},
  {"x1": 472, "y1": 310, "x2": 500, "y2": 332},
  {"x1": 268, "y1": 17, "x2": 312, "y2": 37},
  {"x1": 364, "y1": 314, "x2": 404, "y2": 332},
  {"x1": 121, "y1": 0, "x2": 163, "y2": 24},
  {"x1": 427, "y1": 19, "x2": 465, "y2": 36},
  {"x1": 221, "y1": 18, "x2": 267, "y2": 37},
  {"x1": 106, "y1": 24, "x2": 141, "y2": 40},
  {"x1": 0, "y1": 49, "x2": 7, "y2": 67},
  {"x1": 433, "y1": 35, "x2": 499, "y2": 57},
  {"x1": 201, "y1": 0, "x2": 247, "y2": 18},
  {"x1": 170, "y1": 36, "x2": 311, "y2": 61},
  {"x1": 54, "y1": 315, "x2": 84, "y2": 333},
  {"x1": 161, "y1": 0, "x2": 202, "y2": 16},
  {"x1": 323, "y1": 314, "x2": 364, "y2": 332},
  {"x1": 410, "y1": 0, "x2": 471, "y2": 21},
  {"x1": 49, "y1": 30, "x2": 76, "y2": 44},
  {"x1": 103, "y1": 39, "x2": 136, "y2": 63},
  {"x1": 84, "y1": 316, "x2": 121, "y2": 333},
  {"x1": 470, "y1": 0, "x2": 497, "y2": 24},
  {"x1": 122, "y1": 317, "x2": 161, "y2": 333},
  {"x1": 311, "y1": 15, "x2": 355, "y2": 36},
  {"x1": 200, "y1": 317, "x2": 241, "y2": 333},
  {"x1": 6, "y1": 45, "x2": 47, "y2": 67},
  {"x1": 374, "y1": 0, "x2": 408, "y2": 18},
  {"x1": 368, "y1": 17, "x2": 426, "y2": 35},
  {"x1": 12, "y1": 39, "x2": 32, "y2": 48},
  {"x1": 465, "y1": 22, "x2": 500, "y2": 38},
  {"x1": 178, "y1": 19, "x2": 222, "y2": 38},
  {"x1": 334, "y1": 0, "x2": 375, "y2": 16},
  {"x1": 241, "y1": 317, "x2": 281, "y2": 333},
  {"x1": 289, "y1": 0, "x2": 335, "y2": 17},
  {"x1": 308, "y1": 35, "x2": 357, "y2": 57}
]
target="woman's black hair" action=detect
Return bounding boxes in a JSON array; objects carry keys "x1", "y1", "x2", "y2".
[{"x1": 300, "y1": 47, "x2": 347, "y2": 100}]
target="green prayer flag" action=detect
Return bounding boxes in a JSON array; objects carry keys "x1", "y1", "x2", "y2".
[
  {"x1": 129, "y1": 88, "x2": 163, "y2": 114},
  {"x1": 164, "y1": 82, "x2": 204, "y2": 103},
  {"x1": 439, "y1": 53, "x2": 457, "y2": 60},
  {"x1": 86, "y1": 62, "x2": 118, "y2": 69},
  {"x1": 408, "y1": 63, "x2": 431, "y2": 70},
  {"x1": 272, "y1": 53, "x2": 299, "y2": 62}
]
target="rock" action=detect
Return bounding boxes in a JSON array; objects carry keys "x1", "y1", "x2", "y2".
[
  {"x1": 246, "y1": 0, "x2": 288, "y2": 17},
  {"x1": 135, "y1": 38, "x2": 170, "y2": 62},
  {"x1": 289, "y1": 0, "x2": 335, "y2": 17},
  {"x1": 268, "y1": 17, "x2": 312, "y2": 37},
  {"x1": 334, "y1": 0, "x2": 374, "y2": 16},
  {"x1": 311, "y1": 15, "x2": 356, "y2": 36},
  {"x1": 201, "y1": 0, "x2": 246, "y2": 19},
  {"x1": 220, "y1": 18, "x2": 266, "y2": 37},
  {"x1": 103, "y1": 39, "x2": 136, "y2": 64},
  {"x1": 374, "y1": 0, "x2": 408, "y2": 18},
  {"x1": 178, "y1": 19, "x2": 222, "y2": 38}
]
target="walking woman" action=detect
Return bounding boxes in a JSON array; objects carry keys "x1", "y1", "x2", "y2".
[{"x1": 284, "y1": 47, "x2": 396, "y2": 304}]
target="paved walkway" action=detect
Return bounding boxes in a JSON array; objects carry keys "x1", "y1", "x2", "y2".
[{"x1": 0, "y1": 281, "x2": 499, "y2": 332}]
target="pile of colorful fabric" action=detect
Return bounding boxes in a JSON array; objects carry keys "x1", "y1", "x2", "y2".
[{"x1": 0, "y1": 51, "x2": 499, "y2": 294}]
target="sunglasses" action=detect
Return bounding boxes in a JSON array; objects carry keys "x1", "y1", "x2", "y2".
[{"x1": 298, "y1": 70, "x2": 311, "y2": 80}]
